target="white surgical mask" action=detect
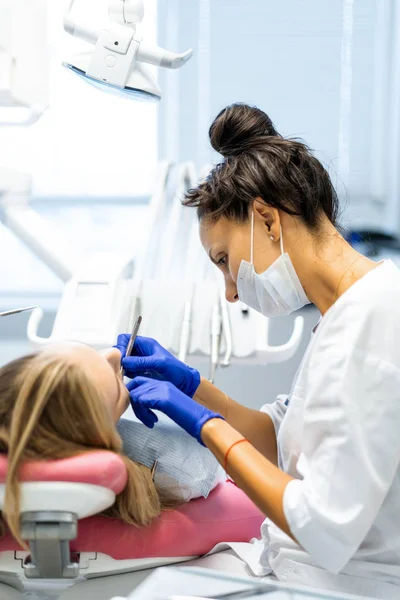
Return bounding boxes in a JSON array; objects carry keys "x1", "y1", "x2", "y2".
[{"x1": 237, "y1": 211, "x2": 310, "y2": 317}]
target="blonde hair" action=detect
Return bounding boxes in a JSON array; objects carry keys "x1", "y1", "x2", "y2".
[{"x1": 0, "y1": 351, "x2": 179, "y2": 549}]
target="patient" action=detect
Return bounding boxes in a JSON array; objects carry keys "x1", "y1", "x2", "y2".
[{"x1": 0, "y1": 343, "x2": 182, "y2": 549}]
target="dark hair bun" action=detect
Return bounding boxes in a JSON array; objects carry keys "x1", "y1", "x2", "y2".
[{"x1": 209, "y1": 103, "x2": 279, "y2": 157}]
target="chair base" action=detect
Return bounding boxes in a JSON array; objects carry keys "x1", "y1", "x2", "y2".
[{"x1": 0, "y1": 551, "x2": 197, "y2": 598}]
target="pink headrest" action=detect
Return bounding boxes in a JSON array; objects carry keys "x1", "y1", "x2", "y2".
[{"x1": 0, "y1": 451, "x2": 127, "y2": 495}]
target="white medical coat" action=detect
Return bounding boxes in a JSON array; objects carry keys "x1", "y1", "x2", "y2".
[{"x1": 261, "y1": 260, "x2": 400, "y2": 598}]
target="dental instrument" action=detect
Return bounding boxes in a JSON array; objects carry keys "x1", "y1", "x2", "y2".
[
  {"x1": 209, "y1": 302, "x2": 222, "y2": 383},
  {"x1": 179, "y1": 298, "x2": 192, "y2": 363},
  {"x1": 0, "y1": 306, "x2": 39, "y2": 317},
  {"x1": 219, "y1": 285, "x2": 232, "y2": 368},
  {"x1": 63, "y1": 0, "x2": 193, "y2": 101},
  {"x1": 120, "y1": 315, "x2": 142, "y2": 377}
]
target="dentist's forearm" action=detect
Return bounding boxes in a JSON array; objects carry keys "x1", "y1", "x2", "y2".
[
  {"x1": 193, "y1": 377, "x2": 278, "y2": 465},
  {"x1": 201, "y1": 418, "x2": 296, "y2": 542}
]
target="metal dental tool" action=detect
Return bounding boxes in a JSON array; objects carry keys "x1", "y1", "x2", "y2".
[
  {"x1": 0, "y1": 306, "x2": 39, "y2": 317},
  {"x1": 219, "y1": 285, "x2": 232, "y2": 367},
  {"x1": 120, "y1": 315, "x2": 142, "y2": 377},
  {"x1": 179, "y1": 293, "x2": 193, "y2": 363},
  {"x1": 209, "y1": 302, "x2": 222, "y2": 383}
]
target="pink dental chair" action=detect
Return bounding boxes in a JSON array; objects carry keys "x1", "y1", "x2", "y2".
[{"x1": 0, "y1": 451, "x2": 264, "y2": 599}]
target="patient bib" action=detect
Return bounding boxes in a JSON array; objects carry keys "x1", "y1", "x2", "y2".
[{"x1": 117, "y1": 416, "x2": 224, "y2": 501}]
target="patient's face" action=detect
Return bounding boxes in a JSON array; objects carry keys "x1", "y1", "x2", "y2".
[
  {"x1": 46, "y1": 343, "x2": 129, "y2": 421},
  {"x1": 98, "y1": 346, "x2": 130, "y2": 420}
]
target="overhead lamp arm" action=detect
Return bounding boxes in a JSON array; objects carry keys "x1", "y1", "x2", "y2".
[
  {"x1": 108, "y1": 0, "x2": 144, "y2": 26},
  {"x1": 64, "y1": 0, "x2": 99, "y2": 45},
  {"x1": 137, "y1": 41, "x2": 193, "y2": 70},
  {"x1": 63, "y1": 0, "x2": 193, "y2": 69}
]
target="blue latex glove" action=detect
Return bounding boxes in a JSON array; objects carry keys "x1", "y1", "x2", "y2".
[
  {"x1": 114, "y1": 334, "x2": 201, "y2": 398},
  {"x1": 127, "y1": 377, "x2": 223, "y2": 445}
]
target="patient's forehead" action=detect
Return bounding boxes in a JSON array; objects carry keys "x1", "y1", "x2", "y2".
[{"x1": 41, "y1": 342, "x2": 97, "y2": 362}]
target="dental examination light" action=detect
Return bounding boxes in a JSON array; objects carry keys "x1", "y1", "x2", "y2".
[{"x1": 63, "y1": 0, "x2": 193, "y2": 101}]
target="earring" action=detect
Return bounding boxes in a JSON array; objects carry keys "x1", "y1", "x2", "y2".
[{"x1": 270, "y1": 236, "x2": 274, "y2": 241}]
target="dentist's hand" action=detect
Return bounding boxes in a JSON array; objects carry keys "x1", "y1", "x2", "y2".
[
  {"x1": 114, "y1": 334, "x2": 201, "y2": 398},
  {"x1": 127, "y1": 377, "x2": 223, "y2": 445}
]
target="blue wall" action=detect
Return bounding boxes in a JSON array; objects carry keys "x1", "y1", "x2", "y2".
[{"x1": 158, "y1": 0, "x2": 399, "y2": 232}]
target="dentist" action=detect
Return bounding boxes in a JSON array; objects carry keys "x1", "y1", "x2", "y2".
[{"x1": 116, "y1": 103, "x2": 400, "y2": 597}]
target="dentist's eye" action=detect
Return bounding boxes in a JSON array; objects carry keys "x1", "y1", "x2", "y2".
[{"x1": 217, "y1": 255, "x2": 227, "y2": 266}]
